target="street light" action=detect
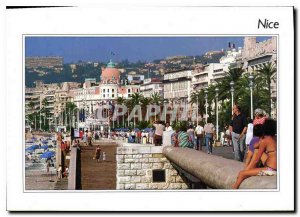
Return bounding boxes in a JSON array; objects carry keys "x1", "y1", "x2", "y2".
[
  {"x1": 230, "y1": 81, "x2": 234, "y2": 115},
  {"x1": 248, "y1": 74, "x2": 254, "y2": 119},
  {"x1": 215, "y1": 87, "x2": 219, "y2": 141},
  {"x1": 204, "y1": 88, "x2": 208, "y2": 124}
]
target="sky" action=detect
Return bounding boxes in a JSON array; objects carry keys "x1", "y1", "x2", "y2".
[{"x1": 25, "y1": 36, "x2": 271, "y2": 63}]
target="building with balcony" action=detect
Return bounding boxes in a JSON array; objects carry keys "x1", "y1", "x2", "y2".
[
  {"x1": 163, "y1": 69, "x2": 193, "y2": 102},
  {"x1": 140, "y1": 78, "x2": 163, "y2": 98}
]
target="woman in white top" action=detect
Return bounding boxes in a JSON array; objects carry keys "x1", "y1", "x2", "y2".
[
  {"x1": 165, "y1": 122, "x2": 173, "y2": 132},
  {"x1": 245, "y1": 119, "x2": 254, "y2": 146}
]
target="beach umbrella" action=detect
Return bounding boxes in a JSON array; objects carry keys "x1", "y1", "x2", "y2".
[
  {"x1": 42, "y1": 140, "x2": 48, "y2": 144},
  {"x1": 41, "y1": 145, "x2": 49, "y2": 150},
  {"x1": 39, "y1": 151, "x2": 55, "y2": 159},
  {"x1": 26, "y1": 145, "x2": 39, "y2": 151},
  {"x1": 143, "y1": 128, "x2": 151, "y2": 132},
  {"x1": 134, "y1": 128, "x2": 140, "y2": 132}
]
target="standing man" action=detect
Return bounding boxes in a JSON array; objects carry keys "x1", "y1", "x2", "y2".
[
  {"x1": 195, "y1": 122, "x2": 204, "y2": 150},
  {"x1": 230, "y1": 105, "x2": 248, "y2": 162},
  {"x1": 204, "y1": 120, "x2": 215, "y2": 154},
  {"x1": 153, "y1": 121, "x2": 165, "y2": 146}
]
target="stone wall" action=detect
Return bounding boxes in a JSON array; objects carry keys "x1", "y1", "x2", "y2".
[{"x1": 116, "y1": 144, "x2": 189, "y2": 190}]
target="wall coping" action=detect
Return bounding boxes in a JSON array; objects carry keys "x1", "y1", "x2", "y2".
[
  {"x1": 163, "y1": 146, "x2": 277, "y2": 189},
  {"x1": 67, "y1": 147, "x2": 77, "y2": 190}
]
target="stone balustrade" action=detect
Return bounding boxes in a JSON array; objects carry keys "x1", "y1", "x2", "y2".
[{"x1": 163, "y1": 146, "x2": 277, "y2": 189}]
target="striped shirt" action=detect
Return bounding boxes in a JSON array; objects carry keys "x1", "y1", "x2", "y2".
[{"x1": 178, "y1": 131, "x2": 193, "y2": 148}]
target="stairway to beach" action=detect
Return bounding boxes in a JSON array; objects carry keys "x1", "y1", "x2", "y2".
[{"x1": 80, "y1": 141, "x2": 117, "y2": 190}]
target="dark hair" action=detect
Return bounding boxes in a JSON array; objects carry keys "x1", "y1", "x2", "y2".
[
  {"x1": 262, "y1": 119, "x2": 277, "y2": 136},
  {"x1": 248, "y1": 118, "x2": 253, "y2": 124},
  {"x1": 236, "y1": 105, "x2": 241, "y2": 112},
  {"x1": 188, "y1": 125, "x2": 193, "y2": 129},
  {"x1": 180, "y1": 125, "x2": 188, "y2": 132},
  {"x1": 253, "y1": 124, "x2": 264, "y2": 137}
]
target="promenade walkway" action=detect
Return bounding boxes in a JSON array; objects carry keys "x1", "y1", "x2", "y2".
[{"x1": 80, "y1": 140, "x2": 117, "y2": 190}]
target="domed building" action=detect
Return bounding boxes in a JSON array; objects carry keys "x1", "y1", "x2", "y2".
[{"x1": 101, "y1": 60, "x2": 120, "y2": 84}]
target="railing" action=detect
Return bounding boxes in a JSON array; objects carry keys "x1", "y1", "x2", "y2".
[
  {"x1": 163, "y1": 146, "x2": 277, "y2": 189},
  {"x1": 68, "y1": 147, "x2": 78, "y2": 190}
]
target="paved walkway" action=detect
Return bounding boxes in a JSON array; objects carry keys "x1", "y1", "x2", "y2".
[{"x1": 80, "y1": 141, "x2": 117, "y2": 190}]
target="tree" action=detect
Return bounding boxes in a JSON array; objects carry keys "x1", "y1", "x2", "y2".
[
  {"x1": 256, "y1": 63, "x2": 277, "y2": 115},
  {"x1": 150, "y1": 92, "x2": 162, "y2": 105}
]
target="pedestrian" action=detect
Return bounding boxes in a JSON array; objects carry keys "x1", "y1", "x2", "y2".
[
  {"x1": 174, "y1": 125, "x2": 193, "y2": 148},
  {"x1": 225, "y1": 125, "x2": 231, "y2": 146},
  {"x1": 57, "y1": 164, "x2": 62, "y2": 179},
  {"x1": 153, "y1": 121, "x2": 165, "y2": 146},
  {"x1": 82, "y1": 131, "x2": 87, "y2": 144},
  {"x1": 137, "y1": 130, "x2": 142, "y2": 143},
  {"x1": 187, "y1": 125, "x2": 196, "y2": 148},
  {"x1": 148, "y1": 129, "x2": 154, "y2": 144},
  {"x1": 195, "y1": 122, "x2": 204, "y2": 150},
  {"x1": 165, "y1": 122, "x2": 173, "y2": 132},
  {"x1": 46, "y1": 158, "x2": 51, "y2": 174},
  {"x1": 63, "y1": 166, "x2": 69, "y2": 177},
  {"x1": 87, "y1": 130, "x2": 93, "y2": 146},
  {"x1": 95, "y1": 145, "x2": 101, "y2": 163},
  {"x1": 230, "y1": 105, "x2": 248, "y2": 162},
  {"x1": 204, "y1": 120, "x2": 215, "y2": 154},
  {"x1": 245, "y1": 118, "x2": 254, "y2": 148},
  {"x1": 102, "y1": 152, "x2": 106, "y2": 161},
  {"x1": 253, "y1": 108, "x2": 267, "y2": 126}
]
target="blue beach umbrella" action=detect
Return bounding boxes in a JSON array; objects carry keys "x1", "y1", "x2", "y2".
[
  {"x1": 39, "y1": 151, "x2": 55, "y2": 159},
  {"x1": 40, "y1": 145, "x2": 49, "y2": 150},
  {"x1": 134, "y1": 128, "x2": 140, "y2": 132},
  {"x1": 42, "y1": 140, "x2": 48, "y2": 144},
  {"x1": 26, "y1": 145, "x2": 39, "y2": 151}
]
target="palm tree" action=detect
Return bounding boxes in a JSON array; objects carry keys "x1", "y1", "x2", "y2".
[
  {"x1": 256, "y1": 63, "x2": 277, "y2": 115},
  {"x1": 116, "y1": 97, "x2": 126, "y2": 127},
  {"x1": 150, "y1": 92, "x2": 162, "y2": 105},
  {"x1": 190, "y1": 90, "x2": 206, "y2": 122},
  {"x1": 140, "y1": 96, "x2": 151, "y2": 119},
  {"x1": 150, "y1": 92, "x2": 163, "y2": 122}
]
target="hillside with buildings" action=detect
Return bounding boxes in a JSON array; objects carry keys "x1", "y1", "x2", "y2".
[{"x1": 25, "y1": 51, "x2": 225, "y2": 87}]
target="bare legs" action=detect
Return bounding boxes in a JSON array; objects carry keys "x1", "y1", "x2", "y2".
[{"x1": 233, "y1": 167, "x2": 267, "y2": 189}]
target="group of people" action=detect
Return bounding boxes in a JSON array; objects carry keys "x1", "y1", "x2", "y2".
[{"x1": 230, "y1": 106, "x2": 277, "y2": 189}]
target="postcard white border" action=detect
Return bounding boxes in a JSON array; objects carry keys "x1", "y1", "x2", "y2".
[{"x1": 5, "y1": 5, "x2": 294, "y2": 211}]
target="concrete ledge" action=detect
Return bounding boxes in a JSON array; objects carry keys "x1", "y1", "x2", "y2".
[
  {"x1": 163, "y1": 146, "x2": 277, "y2": 189},
  {"x1": 68, "y1": 147, "x2": 77, "y2": 190},
  {"x1": 117, "y1": 145, "x2": 163, "y2": 154}
]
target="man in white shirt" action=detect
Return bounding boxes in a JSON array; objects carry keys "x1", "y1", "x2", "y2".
[{"x1": 195, "y1": 123, "x2": 204, "y2": 151}]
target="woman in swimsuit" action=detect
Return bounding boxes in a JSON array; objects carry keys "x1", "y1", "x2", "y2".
[{"x1": 233, "y1": 119, "x2": 277, "y2": 189}]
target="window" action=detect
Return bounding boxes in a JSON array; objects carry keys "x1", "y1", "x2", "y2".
[
  {"x1": 112, "y1": 94, "x2": 115, "y2": 98},
  {"x1": 112, "y1": 89, "x2": 115, "y2": 92},
  {"x1": 128, "y1": 89, "x2": 131, "y2": 93},
  {"x1": 103, "y1": 89, "x2": 105, "y2": 93},
  {"x1": 107, "y1": 89, "x2": 110, "y2": 92},
  {"x1": 152, "y1": 170, "x2": 166, "y2": 182},
  {"x1": 103, "y1": 94, "x2": 105, "y2": 98}
]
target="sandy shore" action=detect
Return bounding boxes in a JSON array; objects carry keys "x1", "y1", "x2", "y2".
[{"x1": 25, "y1": 169, "x2": 57, "y2": 190}]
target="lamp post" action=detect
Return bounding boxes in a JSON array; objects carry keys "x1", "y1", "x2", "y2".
[
  {"x1": 196, "y1": 96, "x2": 199, "y2": 126},
  {"x1": 230, "y1": 81, "x2": 234, "y2": 115},
  {"x1": 248, "y1": 74, "x2": 254, "y2": 119},
  {"x1": 204, "y1": 88, "x2": 208, "y2": 124},
  {"x1": 215, "y1": 87, "x2": 219, "y2": 140}
]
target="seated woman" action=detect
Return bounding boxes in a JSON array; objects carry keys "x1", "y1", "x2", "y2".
[
  {"x1": 244, "y1": 124, "x2": 268, "y2": 170},
  {"x1": 233, "y1": 119, "x2": 277, "y2": 189}
]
